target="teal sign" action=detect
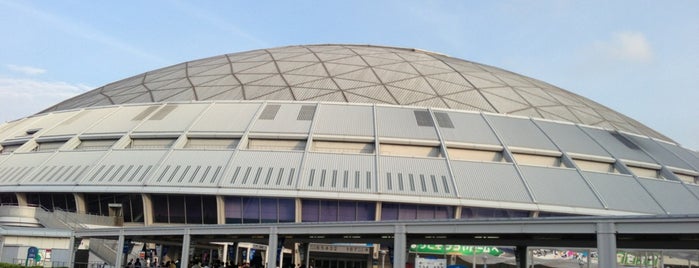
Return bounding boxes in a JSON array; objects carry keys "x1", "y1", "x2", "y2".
[{"x1": 409, "y1": 244, "x2": 503, "y2": 256}]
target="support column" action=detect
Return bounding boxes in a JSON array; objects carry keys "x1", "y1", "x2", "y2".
[
  {"x1": 393, "y1": 225, "x2": 406, "y2": 268},
  {"x1": 267, "y1": 227, "x2": 278, "y2": 268},
  {"x1": 181, "y1": 229, "x2": 191, "y2": 268},
  {"x1": 222, "y1": 244, "x2": 228, "y2": 266},
  {"x1": 116, "y1": 231, "x2": 125, "y2": 268},
  {"x1": 515, "y1": 246, "x2": 527, "y2": 268},
  {"x1": 596, "y1": 222, "x2": 617, "y2": 268}
]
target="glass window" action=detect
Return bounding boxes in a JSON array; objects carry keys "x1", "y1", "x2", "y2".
[
  {"x1": 398, "y1": 204, "x2": 417, "y2": 220},
  {"x1": 242, "y1": 197, "x2": 260, "y2": 224},
  {"x1": 169, "y1": 195, "x2": 186, "y2": 223},
  {"x1": 0, "y1": 193, "x2": 18, "y2": 204},
  {"x1": 320, "y1": 200, "x2": 338, "y2": 222},
  {"x1": 338, "y1": 201, "x2": 356, "y2": 221},
  {"x1": 202, "y1": 195, "x2": 217, "y2": 224},
  {"x1": 278, "y1": 198, "x2": 295, "y2": 223},
  {"x1": 186, "y1": 195, "x2": 202, "y2": 224},
  {"x1": 260, "y1": 198, "x2": 278, "y2": 223},
  {"x1": 462, "y1": 207, "x2": 530, "y2": 219},
  {"x1": 151, "y1": 195, "x2": 169, "y2": 223},
  {"x1": 224, "y1": 197, "x2": 243, "y2": 224},
  {"x1": 356, "y1": 202, "x2": 375, "y2": 221},
  {"x1": 381, "y1": 203, "x2": 399, "y2": 221},
  {"x1": 301, "y1": 199, "x2": 320, "y2": 222}
]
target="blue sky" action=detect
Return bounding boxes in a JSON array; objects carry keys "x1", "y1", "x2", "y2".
[{"x1": 0, "y1": 0, "x2": 697, "y2": 150}]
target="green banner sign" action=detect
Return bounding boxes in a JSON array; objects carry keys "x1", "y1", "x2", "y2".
[{"x1": 409, "y1": 245, "x2": 503, "y2": 256}]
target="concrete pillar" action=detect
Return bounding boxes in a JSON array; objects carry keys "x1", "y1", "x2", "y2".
[
  {"x1": 116, "y1": 231, "x2": 125, "y2": 268},
  {"x1": 16, "y1": 193, "x2": 27, "y2": 206},
  {"x1": 73, "y1": 193, "x2": 86, "y2": 214},
  {"x1": 267, "y1": 227, "x2": 278, "y2": 268},
  {"x1": 393, "y1": 225, "x2": 406, "y2": 268},
  {"x1": 596, "y1": 222, "x2": 617, "y2": 268},
  {"x1": 142, "y1": 194, "x2": 153, "y2": 226},
  {"x1": 181, "y1": 229, "x2": 191, "y2": 268},
  {"x1": 216, "y1": 196, "x2": 226, "y2": 224},
  {"x1": 515, "y1": 246, "x2": 527, "y2": 268},
  {"x1": 222, "y1": 244, "x2": 228, "y2": 266}
]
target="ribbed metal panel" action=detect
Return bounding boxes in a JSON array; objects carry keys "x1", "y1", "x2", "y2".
[
  {"x1": 637, "y1": 178, "x2": 699, "y2": 214},
  {"x1": 147, "y1": 150, "x2": 234, "y2": 187},
  {"x1": 42, "y1": 108, "x2": 117, "y2": 137},
  {"x1": 188, "y1": 103, "x2": 261, "y2": 133},
  {"x1": 376, "y1": 107, "x2": 439, "y2": 140},
  {"x1": 621, "y1": 134, "x2": 694, "y2": 171},
  {"x1": 438, "y1": 111, "x2": 500, "y2": 145},
  {"x1": 223, "y1": 150, "x2": 303, "y2": 189},
  {"x1": 519, "y1": 166, "x2": 604, "y2": 209},
  {"x1": 12, "y1": 110, "x2": 82, "y2": 138},
  {"x1": 134, "y1": 103, "x2": 210, "y2": 133},
  {"x1": 656, "y1": 142, "x2": 699, "y2": 170},
  {"x1": 580, "y1": 127, "x2": 656, "y2": 163},
  {"x1": 314, "y1": 104, "x2": 374, "y2": 137},
  {"x1": 84, "y1": 105, "x2": 158, "y2": 134},
  {"x1": 535, "y1": 120, "x2": 611, "y2": 157},
  {"x1": 250, "y1": 103, "x2": 314, "y2": 134},
  {"x1": 301, "y1": 152, "x2": 375, "y2": 193},
  {"x1": 0, "y1": 153, "x2": 53, "y2": 185},
  {"x1": 451, "y1": 161, "x2": 532, "y2": 203},
  {"x1": 379, "y1": 156, "x2": 454, "y2": 198},
  {"x1": 582, "y1": 171, "x2": 664, "y2": 214},
  {"x1": 484, "y1": 115, "x2": 558, "y2": 151},
  {"x1": 687, "y1": 184, "x2": 699, "y2": 202},
  {"x1": 80, "y1": 150, "x2": 167, "y2": 185},
  {"x1": 19, "y1": 151, "x2": 106, "y2": 185}
]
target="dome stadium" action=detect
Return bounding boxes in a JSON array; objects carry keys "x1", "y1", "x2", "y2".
[{"x1": 1, "y1": 44, "x2": 698, "y2": 268}]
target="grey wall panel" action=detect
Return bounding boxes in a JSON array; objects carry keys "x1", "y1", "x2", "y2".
[
  {"x1": 84, "y1": 105, "x2": 157, "y2": 134},
  {"x1": 0, "y1": 152, "x2": 53, "y2": 185},
  {"x1": 222, "y1": 150, "x2": 303, "y2": 189},
  {"x1": 484, "y1": 115, "x2": 558, "y2": 151},
  {"x1": 519, "y1": 166, "x2": 604, "y2": 209},
  {"x1": 580, "y1": 127, "x2": 656, "y2": 164},
  {"x1": 80, "y1": 150, "x2": 167, "y2": 185},
  {"x1": 5, "y1": 111, "x2": 82, "y2": 140},
  {"x1": 637, "y1": 178, "x2": 699, "y2": 214},
  {"x1": 147, "y1": 150, "x2": 234, "y2": 187},
  {"x1": 687, "y1": 184, "x2": 699, "y2": 203},
  {"x1": 582, "y1": 171, "x2": 664, "y2": 214},
  {"x1": 451, "y1": 161, "x2": 531, "y2": 203},
  {"x1": 438, "y1": 111, "x2": 501, "y2": 146},
  {"x1": 376, "y1": 107, "x2": 439, "y2": 140},
  {"x1": 314, "y1": 104, "x2": 374, "y2": 137},
  {"x1": 42, "y1": 108, "x2": 118, "y2": 137},
  {"x1": 379, "y1": 156, "x2": 454, "y2": 197},
  {"x1": 0, "y1": 117, "x2": 43, "y2": 142},
  {"x1": 134, "y1": 103, "x2": 210, "y2": 133},
  {"x1": 301, "y1": 152, "x2": 375, "y2": 193},
  {"x1": 19, "y1": 151, "x2": 107, "y2": 185},
  {"x1": 656, "y1": 142, "x2": 699, "y2": 171},
  {"x1": 622, "y1": 134, "x2": 694, "y2": 171},
  {"x1": 250, "y1": 103, "x2": 314, "y2": 134},
  {"x1": 188, "y1": 102, "x2": 261, "y2": 133},
  {"x1": 535, "y1": 120, "x2": 610, "y2": 157}
]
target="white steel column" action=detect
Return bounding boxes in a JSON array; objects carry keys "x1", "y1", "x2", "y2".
[
  {"x1": 393, "y1": 225, "x2": 406, "y2": 268},
  {"x1": 181, "y1": 229, "x2": 191, "y2": 268},
  {"x1": 115, "y1": 231, "x2": 125, "y2": 268},
  {"x1": 596, "y1": 222, "x2": 617, "y2": 268},
  {"x1": 267, "y1": 227, "x2": 278, "y2": 268}
]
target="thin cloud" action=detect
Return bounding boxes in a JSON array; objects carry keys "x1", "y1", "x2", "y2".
[
  {"x1": 0, "y1": 1, "x2": 164, "y2": 64},
  {"x1": 0, "y1": 78, "x2": 91, "y2": 121},
  {"x1": 6, "y1": 64, "x2": 47, "y2": 75},
  {"x1": 593, "y1": 32, "x2": 653, "y2": 63}
]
